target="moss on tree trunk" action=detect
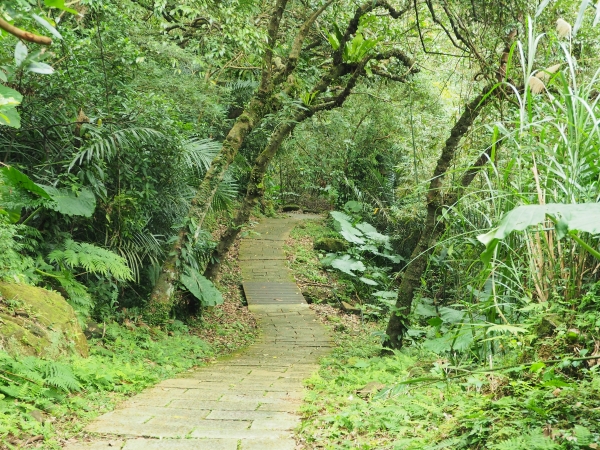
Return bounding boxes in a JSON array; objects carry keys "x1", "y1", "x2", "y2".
[{"x1": 384, "y1": 87, "x2": 493, "y2": 350}]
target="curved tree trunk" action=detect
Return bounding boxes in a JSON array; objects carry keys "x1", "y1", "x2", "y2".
[
  {"x1": 146, "y1": 98, "x2": 267, "y2": 318},
  {"x1": 384, "y1": 86, "x2": 493, "y2": 350},
  {"x1": 204, "y1": 118, "x2": 301, "y2": 280}
]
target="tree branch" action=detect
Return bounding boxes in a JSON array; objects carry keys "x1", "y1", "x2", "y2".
[
  {"x1": 371, "y1": 69, "x2": 410, "y2": 82},
  {"x1": 0, "y1": 17, "x2": 52, "y2": 45},
  {"x1": 276, "y1": 0, "x2": 334, "y2": 83},
  {"x1": 334, "y1": 0, "x2": 410, "y2": 65},
  {"x1": 260, "y1": 0, "x2": 290, "y2": 92},
  {"x1": 374, "y1": 48, "x2": 419, "y2": 74},
  {"x1": 423, "y1": 0, "x2": 468, "y2": 53}
]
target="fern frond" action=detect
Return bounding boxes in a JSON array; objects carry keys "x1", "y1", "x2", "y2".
[
  {"x1": 37, "y1": 360, "x2": 81, "y2": 392},
  {"x1": 491, "y1": 429, "x2": 558, "y2": 450},
  {"x1": 48, "y1": 240, "x2": 133, "y2": 281}
]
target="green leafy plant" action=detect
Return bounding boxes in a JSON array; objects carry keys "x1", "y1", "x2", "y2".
[
  {"x1": 320, "y1": 207, "x2": 402, "y2": 314},
  {"x1": 180, "y1": 267, "x2": 224, "y2": 307},
  {"x1": 479, "y1": 203, "x2": 600, "y2": 262}
]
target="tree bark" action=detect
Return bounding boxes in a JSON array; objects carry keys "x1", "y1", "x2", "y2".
[
  {"x1": 384, "y1": 86, "x2": 493, "y2": 350},
  {"x1": 0, "y1": 18, "x2": 52, "y2": 45},
  {"x1": 146, "y1": 99, "x2": 267, "y2": 315},
  {"x1": 204, "y1": 116, "x2": 303, "y2": 280}
]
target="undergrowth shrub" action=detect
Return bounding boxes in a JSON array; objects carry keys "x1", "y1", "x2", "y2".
[{"x1": 0, "y1": 323, "x2": 212, "y2": 445}]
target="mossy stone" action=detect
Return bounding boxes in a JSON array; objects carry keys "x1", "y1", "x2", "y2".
[
  {"x1": 314, "y1": 237, "x2": 348, "y2": 253},
  {"x1": 535, "y1": 314, "x2": 562, "y2": 337},
  {"x1": 282, "y1": 204, "x2": 301, "y2": 212},
  {"x1": 0, "y1": 282, "x2": 88, "y2": 357}
]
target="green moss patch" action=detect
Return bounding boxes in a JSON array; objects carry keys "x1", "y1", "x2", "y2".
[{"x1": 0, "y1": 283, "x2": 88, "y2": 358}]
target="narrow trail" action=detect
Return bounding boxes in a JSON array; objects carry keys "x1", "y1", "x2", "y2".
[{"x1": 65, "y1": 214, "x2": 332, "y2": 450}]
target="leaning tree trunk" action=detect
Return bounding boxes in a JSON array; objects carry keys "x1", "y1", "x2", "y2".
[
  {"x1": 146, "y1": 102, "x2": 267, "y2": 319},
  {"x1": 204, "y1": 118, "x2": 303, "y2": 280},
  {"x1": 146, "y1": 0, "x2": 415, "y2": 321},
  {"x1": 144, "y1": 0, "x2": 293, "y2": 321},
  {"x1": 203, "y1": 46, "x2": 415, "y2": 279},
  {"x1": 384, "y1": 86, "x2": 494, "y2": 350}
]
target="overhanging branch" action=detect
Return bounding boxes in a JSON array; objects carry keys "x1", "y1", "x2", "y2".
[{"x1": 0, "y1": 17, "x2": 52, "y2": 45}]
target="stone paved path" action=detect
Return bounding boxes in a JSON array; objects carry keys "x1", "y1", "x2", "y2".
[{"x1": 64, "y1": 214, "x2": 331, "y2": 450}]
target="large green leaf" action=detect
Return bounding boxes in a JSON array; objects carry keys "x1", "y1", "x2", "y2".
[
  {"x1": 0, "y1": 85, "x2": 23, "y2": 129},
  {"x1": 478, "y1": 203, "x2": 600, "y2": 263},
  {"x1": 0, "y1": 84, "x2": 22, "y2": 103},
  {"x1": 180, "y1": 268, "x2": 224, "y2": 307},
  {"x1": 356, "y1": 221, "x2": 389, "y2": 245},
  {"x1": 330, "y1": 211, "x2": 365, "y2": 244},
  {"x1": 14, "y1": 42, "x2": 28, "y2": 67},
  {"x1": 1, "y1": 166, "x2": 51, "y2": 199},
  {"x1": 0, "y1": 107, "x2": 21, "y2": 128},
  {"x1": 40, "y1": 186, "x2": 96, "y2": 217},
  {"x1": 44, "y1": 0, "x2": 77, "y2": 14},
  {"x1": 330, "y1": 255, "x2": 365, "y2": 276}
]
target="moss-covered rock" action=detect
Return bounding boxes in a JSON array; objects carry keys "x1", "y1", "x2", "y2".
[
  {"x1": 314, "y1": 237, "x2": 348, "y2": 253},
  {"x1": 0, "y1": 282, "x2": 88, "y2": 357},
  {"x1": 282, "y1": 204, "x2": 301, "y2": 212}
]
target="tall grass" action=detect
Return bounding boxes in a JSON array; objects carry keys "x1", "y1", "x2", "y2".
[{"x1": 418, "y1": 19, "x2": 600, "y2": 359}]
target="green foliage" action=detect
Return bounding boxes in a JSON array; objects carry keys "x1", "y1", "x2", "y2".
[
  {"x1": 40, "y1": 186, "x2": 97, "y2": 218},
  {"x1": 0, "y1": 216, "x2": 36, "y2": 283},
  {"x1": 1, "y1": 166, "x2": 50, "y2": 201},
  {"x1": 0, "y1": 322, "x2": 213, "y2": 443},
  {"x1": 301, "y1": 320, "x2": 600, "y2": 449},
  {"x1": 1, "y1": 165, "x2": 96, "y2": 218},
  {"x1": 180, "y1": 267, "x2": 224, "y2": 307},
  {"x1": 0, "y1": 84, "x2": 22, "y2": 128},
  {"x1": 68, "y1": 127, "x2": 166, "y2": 170},
  {"x1": 320, "y1": 207, "x2": 402, "y2": 314},
  {"x1": 38, "y1": 240, "x2": 133, "y2": 318},
  {"x1": 48, "y1": 240, "x2": 133, "y2": 281},
  {"x1": 479, "y1": 203, "x2": 600, "y2": 262}
]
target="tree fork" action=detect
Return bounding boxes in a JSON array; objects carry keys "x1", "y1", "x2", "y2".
[{"x1": 205, "y1": 51, "x2": 417, "y2": 279}]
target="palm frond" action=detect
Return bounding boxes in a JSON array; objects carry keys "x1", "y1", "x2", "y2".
[
  {"x1": 68, "y1": 127, "x2": 166, "y2": 171},
  {"x1": 181, "y1": 137, "x2": 222, "y2": 173},
  {"x1": 111, "y1": 232, "x2": 164, "y2": 282},
  {"x1": 211, "y1": 172, "x2": 239, "y2": 213}
]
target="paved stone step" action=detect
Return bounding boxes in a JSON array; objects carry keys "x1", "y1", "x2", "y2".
[
  {"x1": 243, "y1": 282, "x2": 307, "y2": 307},
  {"x1": 63, "y1": 215, "x2": 329, "y2": 450}
]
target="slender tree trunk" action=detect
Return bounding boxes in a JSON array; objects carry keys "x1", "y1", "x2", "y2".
[
  {"x1": 204, "y1": 118, "x2": 302, "y2": 279},
  {"x1": 384, "y1": 86, "x2": 493, "y2": 350},
  {"x1": 146, "y1": 101, "x2": 267, "y2": 318}
]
